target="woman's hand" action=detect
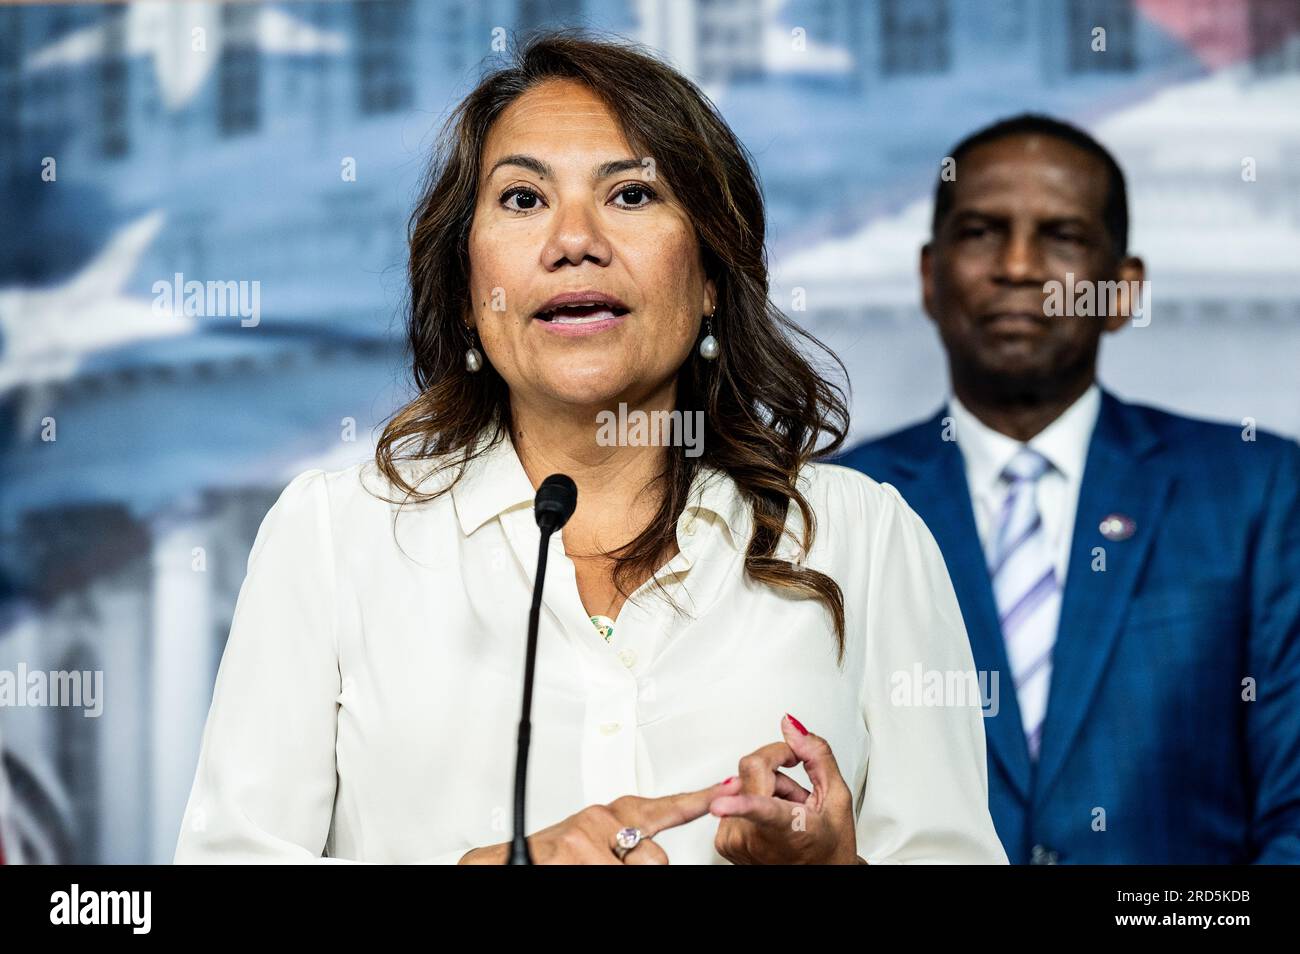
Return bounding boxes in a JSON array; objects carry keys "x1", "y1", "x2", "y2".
[
  {"x1": 459, "y1": 780, "x2": 733, "y2": 864},
  {"x1": 710, "y1": 713, "x2": 862, "y2": 865}
]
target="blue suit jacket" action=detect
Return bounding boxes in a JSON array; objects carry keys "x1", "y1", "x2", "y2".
[{"x1": 834, "y1": 389, "x2": 1300, "y2": 863}]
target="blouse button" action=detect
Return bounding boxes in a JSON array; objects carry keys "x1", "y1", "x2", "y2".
[
  {"x1": 599, "y1": 721, "x2": 622, "y2": 736},
  {"x1": 618, "y1": 648, "x2": 638, "y2": 668}
]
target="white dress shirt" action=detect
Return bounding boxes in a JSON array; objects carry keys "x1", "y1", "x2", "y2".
[
  {"x1": 174, "y1": 432, "x2": 1008, "y2": 865},
  {"x1": 947, "y1": 385, "x2": 1101, "y2": 586}
]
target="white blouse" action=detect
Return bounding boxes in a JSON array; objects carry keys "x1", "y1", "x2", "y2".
[{"x1": 174, "y1": 432, "x2": 1008, "y2": 864}]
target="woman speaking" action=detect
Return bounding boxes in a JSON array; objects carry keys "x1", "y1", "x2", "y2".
[{"x1": 174, "y1": 32, "x2": 1006, "y2": 865}]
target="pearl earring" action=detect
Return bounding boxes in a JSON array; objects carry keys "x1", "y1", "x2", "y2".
[
  {"x1": 699, "y1": 312, "x2": 719, "y2": 361},
  {"x1": 465, "y1": 328, "x2": 483, "y2": 373}
]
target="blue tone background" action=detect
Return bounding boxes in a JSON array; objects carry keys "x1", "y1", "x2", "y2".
[{"x1": 0, "y1": 0, "x2": 1297, "y2": 862}]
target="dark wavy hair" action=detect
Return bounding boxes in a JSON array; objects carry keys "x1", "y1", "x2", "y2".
[{"x1": 374, "y1": 31, "x2": 852, "y2": 659}]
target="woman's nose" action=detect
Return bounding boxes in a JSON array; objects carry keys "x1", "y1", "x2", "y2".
[{"x1": 541, "y1": 201, "x2": 613, "y2": 270}]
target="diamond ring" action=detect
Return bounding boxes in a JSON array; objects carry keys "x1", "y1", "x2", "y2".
[{"x1": 613, "y1": 826, "x2": 644, "y2": 860}]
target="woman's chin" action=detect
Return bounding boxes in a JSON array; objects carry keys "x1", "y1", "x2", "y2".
[
  {"x1": 538, "y1": 385, "x2": 635, "y2": 414},
  {"x1": 522, "y1": 363, "x2": 642, "y2": 408}
]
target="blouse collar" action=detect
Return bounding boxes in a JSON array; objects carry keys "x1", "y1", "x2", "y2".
[{"x1": 449, "y1": 429, "x2": 753, "y2": 550}]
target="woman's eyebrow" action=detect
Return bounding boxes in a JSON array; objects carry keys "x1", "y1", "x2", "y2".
[
  {"x1": 593, "y1": 157, "x2": 647, "y2": 180},
  {"x1": 485, "y1": 154, "x2": 649, "y2": 182},
  {"x1": 488, "y1": 154, "x2": 552, "y2": 179}
]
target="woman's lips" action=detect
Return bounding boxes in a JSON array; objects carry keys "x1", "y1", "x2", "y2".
[{"x1": 533, "y1": 305, "x2": 627, "y2": 336}]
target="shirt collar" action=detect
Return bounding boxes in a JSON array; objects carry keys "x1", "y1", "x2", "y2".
[
  {"x1": 947, "y1": 383, "x2": 1101, "y2": 497},
  {"x1": 449, "y1": 430, "x2": 536, "y2": 536},
  {"x1": 687, "y1": 464, "x2": 752, "y2": 550},
  {"x1": 449, "y1": 430, "x2": 753, "y2": 549}
]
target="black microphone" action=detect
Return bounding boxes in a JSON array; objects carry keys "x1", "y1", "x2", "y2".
[
  {"x1": 534, "y1": 473, "x2": 578, "y2": 532},
  {"x1": 508, "y1": 474, "x2": 577, "y2": 864}
]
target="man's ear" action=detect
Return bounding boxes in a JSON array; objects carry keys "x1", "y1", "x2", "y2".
[
  {"x1": 1105, "y1": 255, "x2": 1146, "y2": 333},
  {"x1": 920, "y1": 242, "x2": 936, "y2": 322}
]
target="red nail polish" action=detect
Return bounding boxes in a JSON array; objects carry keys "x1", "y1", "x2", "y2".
[
  {"x1": 786, "y1": 713, "x2": 809, "y2": 736},
  {"x1": 721, "y1": 776, "x2": 734, "y2": 785}
]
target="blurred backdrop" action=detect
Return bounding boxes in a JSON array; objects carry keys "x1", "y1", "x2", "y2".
[{"x1": 0, "y1": 0, "x2": 1297, "y2": 863}]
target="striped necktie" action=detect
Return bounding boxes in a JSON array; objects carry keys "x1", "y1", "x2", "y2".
[{"x1": 988, "y1": 446, "x2": 1061, "y2": 761}]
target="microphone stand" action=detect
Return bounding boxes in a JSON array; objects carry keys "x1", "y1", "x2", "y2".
[
  {"x1": 507, "y1": 526, "x2": 554, "y2": 865},
  {"x1": 508, "y1": 473, "x2": 576, "y2": 864}
]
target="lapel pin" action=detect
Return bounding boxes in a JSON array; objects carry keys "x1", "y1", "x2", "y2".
[{"x1": 1099, "y1": 513, "x2": 1136, "y2": 541}]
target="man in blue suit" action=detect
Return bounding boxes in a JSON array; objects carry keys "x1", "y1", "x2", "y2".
[{"x1": 836, "y1": 114, "x2": 1300, "y2": 863}]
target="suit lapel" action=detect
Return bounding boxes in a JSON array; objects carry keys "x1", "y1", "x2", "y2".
[
  {"x1": 1033, "y1": 391, "x2": 1172, "y2": 805},
  {"x1": 897, "y1": 411, "x2": 1034, "y2": 801}
]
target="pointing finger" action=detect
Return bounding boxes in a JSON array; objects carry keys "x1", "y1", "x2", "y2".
[
  {"x1": 616, "y1": 778, "x2": 738, "y2": 838},
  {"x1": 709, "y1": 793, "x2": 790, "y2": 827}
]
